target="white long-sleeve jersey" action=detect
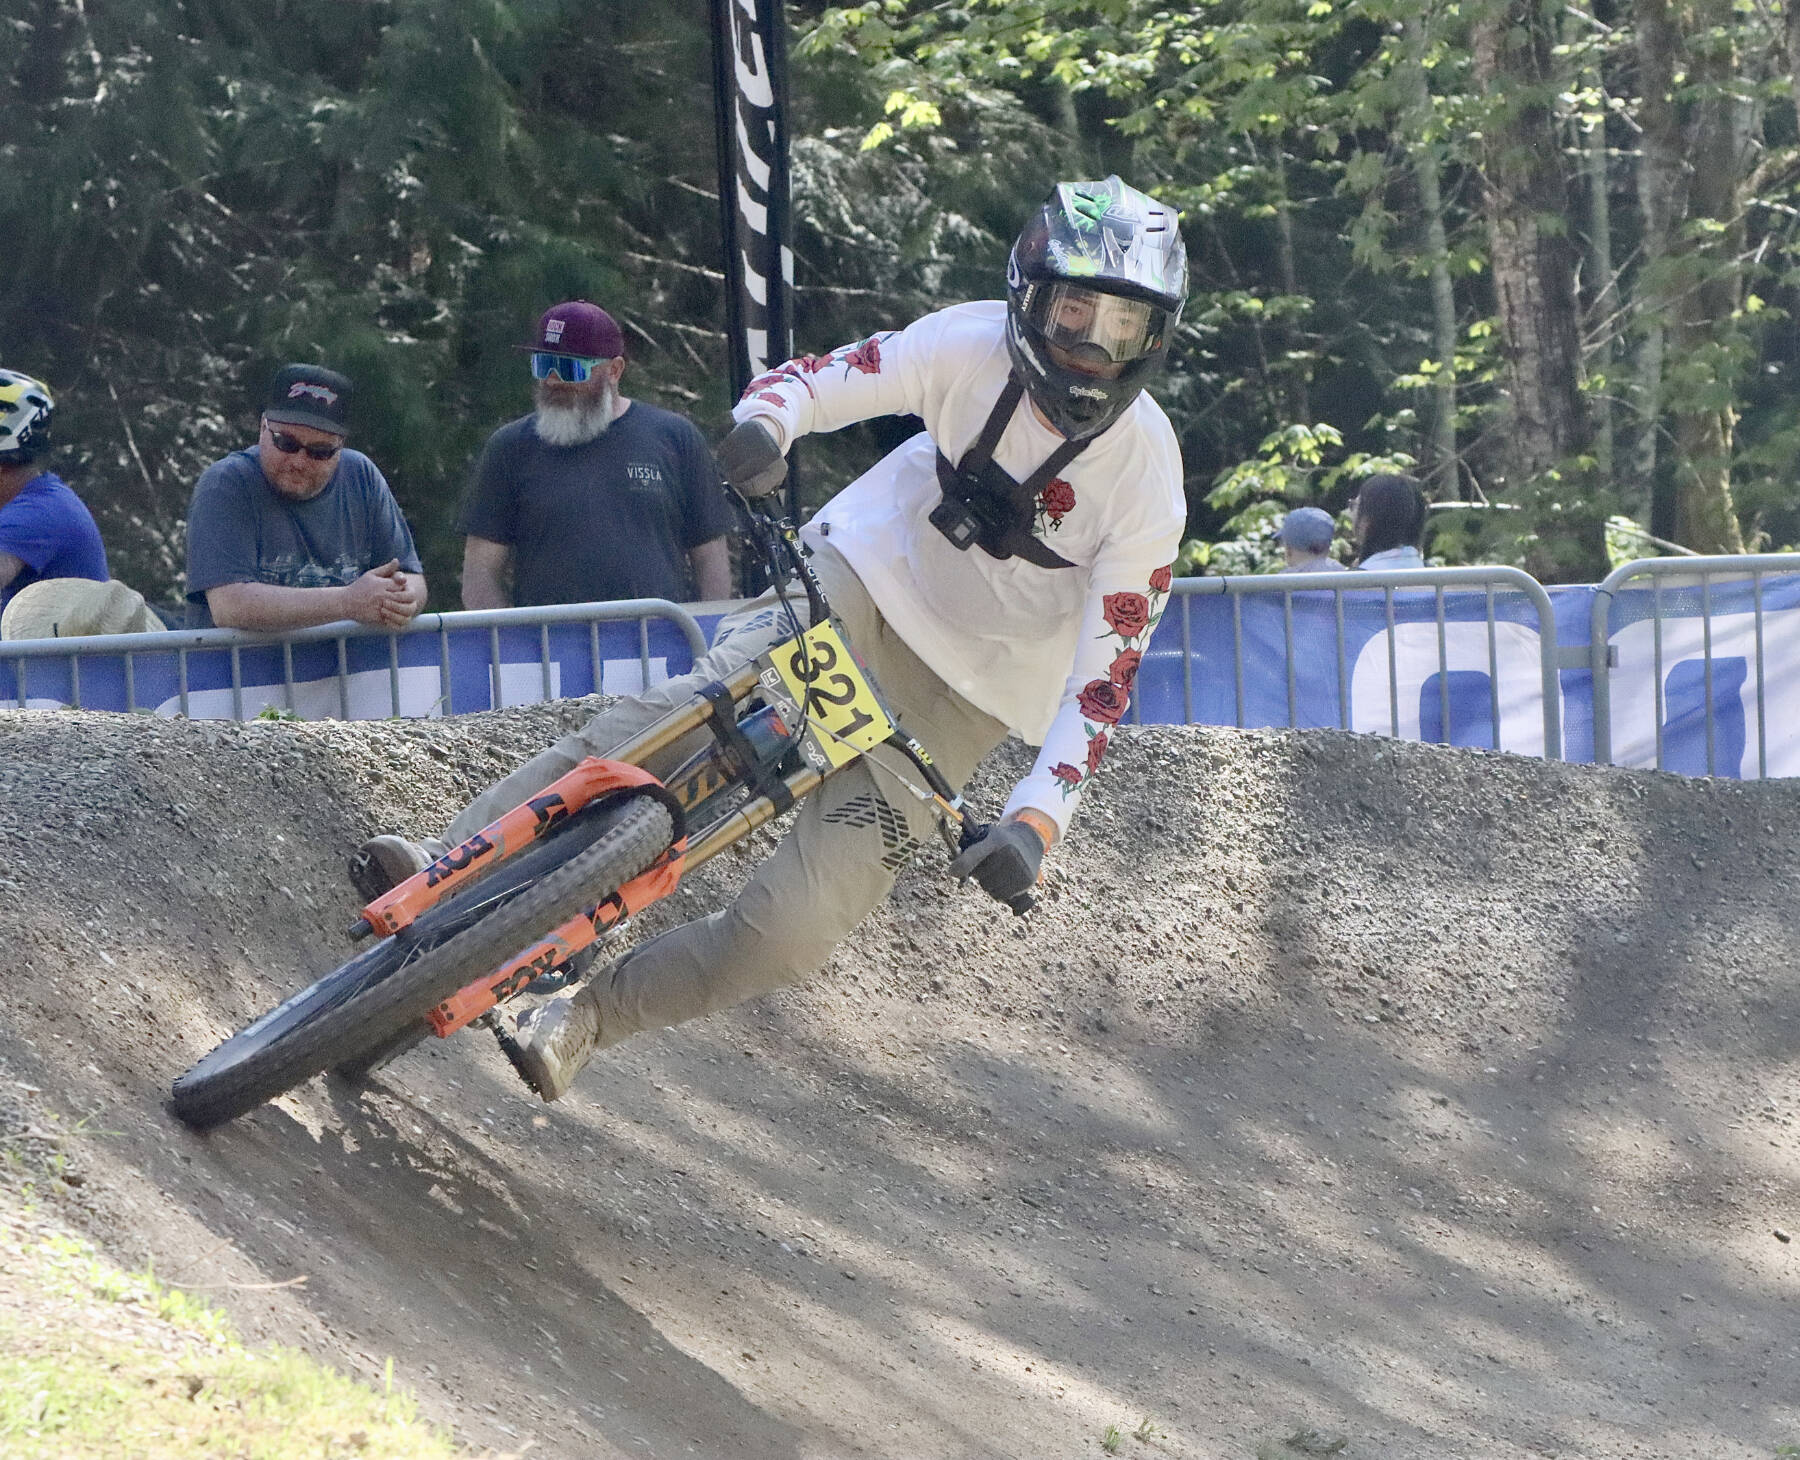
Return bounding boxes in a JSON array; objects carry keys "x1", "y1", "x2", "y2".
[{"x1": 733, "y1": 301, "x2": 1184, "y2": 837}]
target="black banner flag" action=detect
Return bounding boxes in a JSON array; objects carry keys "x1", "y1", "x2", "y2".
[{"x1": 710, "y1": 0, "x2": 794, "y2": 410}]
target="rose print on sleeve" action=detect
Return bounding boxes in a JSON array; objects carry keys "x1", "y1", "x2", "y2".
[
  {"x1": 841, "y1": 335, "x2": 886, "y2": 375},
  {"x1": 1077, "y1": 678, "x2": 1130, "y2": 725},
  {"x1": 1102, "y1": 591, "x2": 1151, "y2": 640},
  {"x1": 1053, "y1": 561, "x2": 1176, "y2": 799}
]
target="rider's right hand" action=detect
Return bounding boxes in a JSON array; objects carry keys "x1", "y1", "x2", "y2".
[{"x1": 718, "y1": 419, "x2": 789, "y2": 499}]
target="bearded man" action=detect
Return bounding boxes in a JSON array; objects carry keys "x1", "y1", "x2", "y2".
[{"x1": 458, "y1": 301, "x2": 733, "y2": 609}]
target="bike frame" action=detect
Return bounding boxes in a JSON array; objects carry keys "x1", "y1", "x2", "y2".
[{"x1": 347, "y1": 497, "x2": 976, "y2": 1043}]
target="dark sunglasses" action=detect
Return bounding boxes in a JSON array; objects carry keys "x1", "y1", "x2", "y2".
[
  {"x1": 531, "y1": 352, "x2": 608, "y2": 383},
  {"x1": 265, "y1": 427, "x2": 342, "y2": 461}
]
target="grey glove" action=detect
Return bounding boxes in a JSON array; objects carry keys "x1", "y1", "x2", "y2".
[
  {"x1": 949, "y1": 819, "x2": 1044, "y2": 915},
  {"x1": 718, "y1": 419, "x2": 789, "y2": 499}
]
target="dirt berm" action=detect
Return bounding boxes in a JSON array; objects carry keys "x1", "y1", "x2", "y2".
[{"x1": 1, "y1": 704, "x2": 1796, "y2": 1459}]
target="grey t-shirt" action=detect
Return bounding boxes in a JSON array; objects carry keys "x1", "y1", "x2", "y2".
[
  {"x1": 457, "y1": 403, "x2": 733, "y2": 606},
  {"x1": 184, "y1": 448, "x2": 423, "y2": 627}
]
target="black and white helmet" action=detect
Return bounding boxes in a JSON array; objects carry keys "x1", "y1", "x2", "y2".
[
  {"x1": 1005, "y1": 176, "x2": 1187, "y2": 440},
  {"x1": 0, "y1": 370, "x2": 54, "y2": 467}
]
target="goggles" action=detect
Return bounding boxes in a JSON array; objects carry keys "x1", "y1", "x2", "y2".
[
  {"x1": 265, "y1": 427, "x2": 342, "y2": 462},
  {"x1": 1027, "y1": 283, "x2": 1167, "y2": 364},
  {"x1": 531, "y1": 352, "x2": 609, "y2": 384}
]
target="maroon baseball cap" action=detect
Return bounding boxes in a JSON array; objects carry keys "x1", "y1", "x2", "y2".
[{"x1": 520, "y1": 300, "x2": 624, "y2": 359}]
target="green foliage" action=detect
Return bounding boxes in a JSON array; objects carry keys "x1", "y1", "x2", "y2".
[{"x1": 9, "y1": 0, "x2": 1800, "y2": 602}]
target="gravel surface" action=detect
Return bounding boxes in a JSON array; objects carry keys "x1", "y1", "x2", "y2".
[{"x1": 1, "y1": 703, "x2": 1797, "y2": 1459}]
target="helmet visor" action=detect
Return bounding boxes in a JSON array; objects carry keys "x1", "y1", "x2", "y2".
[{"x1": 1026, "y1": 284, "x2": 1168, "y2": 366}]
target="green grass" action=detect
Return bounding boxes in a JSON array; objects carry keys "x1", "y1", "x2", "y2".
[{"x1": 0, "y1": 1200, "x2": 474, "y2": 1459}]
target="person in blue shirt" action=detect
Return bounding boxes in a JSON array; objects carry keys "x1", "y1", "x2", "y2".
[
  {"x1": 185, "y1": 364, "x2": 427, "y2": 630},
  {"x1": 0, "y1": 370, "x2": 109, "y2": 610}
]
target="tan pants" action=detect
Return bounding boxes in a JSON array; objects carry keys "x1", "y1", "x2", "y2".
[{"x1": 445, "y1": 542, "x2": 1007, "y2": 1048}]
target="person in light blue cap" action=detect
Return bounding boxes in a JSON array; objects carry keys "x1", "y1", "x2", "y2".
[{"x1": 1275, "y1": 505, "x2": 1339, "y2": 573}]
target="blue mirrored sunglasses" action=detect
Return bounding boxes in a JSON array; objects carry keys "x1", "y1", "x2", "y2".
[{"x1": 530, "y1": 352, "x2": 607, "y2": 383}]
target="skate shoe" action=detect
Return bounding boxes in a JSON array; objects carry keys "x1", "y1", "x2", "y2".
[{"x1": 502, "y1": 987, "x2": 602, "y2": 1102}]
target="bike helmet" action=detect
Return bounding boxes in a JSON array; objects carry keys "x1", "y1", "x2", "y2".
[
  {"x1": 1005, "y1": 176, "x2": 1187, "y2": 440},
  {"x1": 0, "y1": 370, "x2": 54, "y2": 467}
]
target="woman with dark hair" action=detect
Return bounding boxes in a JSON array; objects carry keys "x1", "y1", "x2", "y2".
[{"x1": 1352, "y1": 473, "x2": 1427, "y2": 569}]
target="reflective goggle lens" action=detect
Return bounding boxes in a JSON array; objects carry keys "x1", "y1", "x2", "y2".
[
  {"x1": 531, "y1": 352, "x2": 604, "y2": 383},
  {"x1": 1028, "y1": 284, "x2": 1164, "y2": 363}
]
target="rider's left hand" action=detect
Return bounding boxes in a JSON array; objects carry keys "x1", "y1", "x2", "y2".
[{"x1": 950, "y1": 814, "x2": 1051, "y2": 914}]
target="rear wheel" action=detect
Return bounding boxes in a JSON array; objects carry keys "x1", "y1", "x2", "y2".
[{"x1": 171, "y1": 795, "x2": 676, "y2": 1130}]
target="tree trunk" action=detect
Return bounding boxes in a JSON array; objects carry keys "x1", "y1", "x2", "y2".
[
  {"x1": 1271, "y1": 144, "x2": 1312, "y2": 425},
  {"x1": 1631, "y1": 0, "x2": 1681, "y2": 518},
  {"x1": 1666, "y1": 0, "x2": 1746, "y2": 554},
  {"x1": 1471, "y1": 0, "x2": 1598, "y2": 576},
  {"x1": 1634, "y1": 0, "x2": 1747, "y2": 554},
  {"x1": 1404, "y1": 11, "x2": 1458, "y2": 500}
]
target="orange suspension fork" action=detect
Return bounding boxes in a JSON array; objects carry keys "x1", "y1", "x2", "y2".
[
  {"x1": 356, "y1": 758, "x2": 677, "y2": 940},
  {"x1": 424, "y1": 843, "x2": 685, "y2": 1037}
]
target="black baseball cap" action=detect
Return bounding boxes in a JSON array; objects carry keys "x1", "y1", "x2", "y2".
[{"x1": 264, "y1": 364, "x2": 353, "y2": 436}]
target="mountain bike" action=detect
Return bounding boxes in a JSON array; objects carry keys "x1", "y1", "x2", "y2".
[{"x1": 170, "y1": 494, "x2": 1027, "y2": 1130}]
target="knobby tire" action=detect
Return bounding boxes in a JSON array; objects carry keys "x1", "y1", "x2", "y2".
[{"x1": 171, "y1": 796, "x2": 676, "y2": 1130}]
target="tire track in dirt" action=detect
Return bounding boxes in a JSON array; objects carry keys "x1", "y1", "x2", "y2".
[{"x1": 2, "y1": 705, "x2": 1797, "y2": 1458}]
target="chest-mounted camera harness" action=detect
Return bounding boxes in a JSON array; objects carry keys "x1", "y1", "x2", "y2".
[{"x1": 929, "y1": 378, "x2": 1089, "y2": 570}]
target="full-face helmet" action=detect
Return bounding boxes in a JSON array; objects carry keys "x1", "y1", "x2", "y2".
[
  {"x1": 1005, "y1": 177, "x2": 1187, "y2": 440},
  {"x1": 0, "y1": 370, "x2": 55, "y2": 467}
]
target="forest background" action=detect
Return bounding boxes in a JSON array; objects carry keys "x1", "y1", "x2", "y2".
[{"x1": 8, "y1": 0, "x2": 1800, "y2": 611}]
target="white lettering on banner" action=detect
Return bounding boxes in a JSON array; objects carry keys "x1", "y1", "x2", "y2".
[
  {"x1": 735, "y1": 109, "x2": 772, "y2": 191},
  {"x1": 1607, "y1": 609, "x2": 1800, "y2": 776},
  {"x1": 737, "y1": 177, "x2": 768, "y2": 237},
  {"x1": 731, "y1": 11, "x2": 774, "y2": 108},
  {"x1": 153, "y1": 665, "x2": 457, "y2": 721},
  {"x1": 601, "y1": 657, "x2": 669, "y2": 695},
  {"x1": 1348, "y1": 620, "x2": 1558, "y2": 755}
]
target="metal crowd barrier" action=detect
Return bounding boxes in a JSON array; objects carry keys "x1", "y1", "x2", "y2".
[
  {"x1": 1141, "y1": 567, "x2": 1566, "y2": 760},
  {"x1": 0, "y1": 599, "x2": 708, "y2": 720},
  {"x1": 1589, "y1": 554, "x2": 1800, "y2": 775}
]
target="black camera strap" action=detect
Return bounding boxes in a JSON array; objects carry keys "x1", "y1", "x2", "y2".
[{"x1": 932, "y1": 378, "x2": 1087, "y2": 569}]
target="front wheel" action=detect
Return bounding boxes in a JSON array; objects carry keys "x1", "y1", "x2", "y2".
[{"x1": 171, "y1": 795, "x2": 676, "y2": 1130}]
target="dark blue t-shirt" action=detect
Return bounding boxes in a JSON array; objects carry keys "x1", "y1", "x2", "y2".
[
  {"x1": 457, "y1": 402, "x2": 733, "y2": 606},
  {"x1": 0, "y1": 472, "x2": 109, "y2": 608},
  {"x1": 184, "y1": 448, "x2": 423, "y2": 628}
]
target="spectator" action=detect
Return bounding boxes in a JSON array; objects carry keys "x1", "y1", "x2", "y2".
[
  {"x1": 185, "y1": 364, "x2": 427, "y2": 631},
  {"x1": 458, "y1": 301, "x2": 734, "y2": 610},
  {"x1": 1352, "y1": 473, "x2": 1428, "y2": 570},
  {"x1": 1273, "y1": 506, "x2": 1339, "y2": 573},
  {"x1": 0, "y1": 370, "x2": 109, "y2": 612}
]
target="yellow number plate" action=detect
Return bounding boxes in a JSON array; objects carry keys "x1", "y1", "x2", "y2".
[{"x1": 766, "y1": 621, "x2": 894, "y2": 768}]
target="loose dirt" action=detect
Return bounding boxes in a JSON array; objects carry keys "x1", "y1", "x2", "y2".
[{"x1": 1, "y1": 703, "x2": 1796, "y2": 1459}]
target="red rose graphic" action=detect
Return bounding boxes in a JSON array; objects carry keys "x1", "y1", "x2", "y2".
[
  {"x1": 797, "y1": 352, "x2": 834, "y2": 374},
  {"x1": 1040, "y1": 478, "x2": 1076, "y2": 523},
  {"x1": 842, "y1": 335, "x2": 884, "y2": 375},
  {"x1": 1085, "y1": 730, "x2": 1109, "y2": 776},
  {"x1": 1052, "y1": 762, "x2": 1083, "y2": 787},
  {"x1": 1077, "y1": 678, "x2": 1130, "y2": 725},
  {"x1": 1149, "y1": 564, "x2": 1173, "y2": 594},
  {"x1": 754, "y1": 390, "x2": 787, "y2": 408},
  {"x1": 1102, "y1": 591, "x2": 1151, "y2": 640},
  {"x1": 1108, "y1": 648, "x2": 1142, "y2": 689}
]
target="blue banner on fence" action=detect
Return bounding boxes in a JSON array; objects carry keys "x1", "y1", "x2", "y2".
[
  {"x1": 7, "y1": 575, "x2": 1800, "y2": 780},
  {"x1": 0, "y1": 615, "x2": 702, "y2": 720}
]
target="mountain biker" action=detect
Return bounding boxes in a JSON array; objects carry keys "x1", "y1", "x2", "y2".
[{"x1": 352, "y1": 175, "x2": 1189, "y2": 1101}]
